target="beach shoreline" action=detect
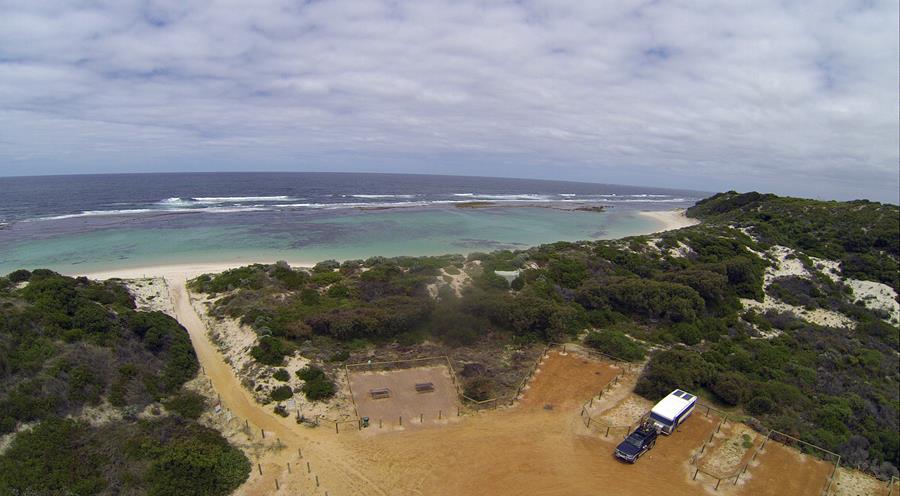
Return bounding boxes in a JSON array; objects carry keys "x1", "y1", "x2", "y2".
[
  {"x1": 637, "y1": 208, "x2": 699, "y2": 232},
  {"x1": 72, "y1": 208, "x2": 698, "y2": 280}
]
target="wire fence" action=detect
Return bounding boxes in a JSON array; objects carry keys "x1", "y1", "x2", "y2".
[
  {"x1": 576, "y1": 345, "x2": 641, "y2": 439},
  {"x1": 682, "y1": 402, "x2": 843, "y2": 494},
  {"x1": 578, "y1": 371, "x2": 635, "y2": 439},
  {"x1": 197, "y1": 366, "x2": 336, "y2": 495},
  {"x1": 688, "y1": 415, "x2": 764, "y2": 491}
]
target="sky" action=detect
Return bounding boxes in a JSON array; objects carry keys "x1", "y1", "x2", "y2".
[{"x1": 0, "y1": 1, "x2": 898, "y2": 203}]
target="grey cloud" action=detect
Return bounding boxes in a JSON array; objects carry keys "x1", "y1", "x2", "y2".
[{"x1": 0, "y1": 0, "x2": 897, "y2": 202}]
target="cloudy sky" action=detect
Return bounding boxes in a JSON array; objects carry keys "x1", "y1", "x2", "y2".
[{"x1": 1, "y1": 0, "x2": 898, "y2": 202}]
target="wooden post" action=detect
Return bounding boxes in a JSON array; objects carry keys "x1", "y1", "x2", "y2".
[
  {"x1": 439, "y1": 410, "x2": 442, "y2": 420},
  {"x1": 307, "y1": 461, "x2": 311, "y2": 473},
  {"x1": 379, "y1": 418, "x2": 383, "y2": 428},
  {"x1": 298, "y1": 447, "x2": 302, "y2": 458},
  {"x1": 257, "y1": 463, "x2": 262, "y2": 475},
  {"x1": 693, "y1": 468, "x2": 699, "y2": 480},
  {"x1": 335, "y1": 421, "x2": 339, "y2": 434},
  {"x1": 715, "y1": 478, "x2": 721, "y2": 490},
  {"x1": 275, "y1": 479, "x2": 279, "y2": 490},
  {"x1": 605, "y1": 426, "x2": 610, "y2": 437},
  {"x1": 261, "y1": 428, "x2": 266, "y2": 439},
  {"x1": 287, "y1": 462, "x2": 291, "y2": 474},
  {"x1": 590, "y1": 397, "x2": 593, "y2": 407},
  {"x1": 399, "y1": 416, "x2": 402, "y2": 426},
  {"x1": 316, "y1": 475, "x2": 319, "y2": 487},
  {"x1": 420, "y1": 413, "x2": 423, "y2": 423}
]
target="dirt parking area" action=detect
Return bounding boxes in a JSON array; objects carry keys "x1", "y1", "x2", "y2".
[
  {"x1": 696, "y1": 422, "x2": 759, "y2": 478},
  {"x1": 739, "y1": 441, "x2": 833, "y2": 496},
  {"x1": 349, "y1": 365, "x2": 460, "y2": 427}
]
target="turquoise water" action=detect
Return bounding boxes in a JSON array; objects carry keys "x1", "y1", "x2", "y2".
[{"x1": 0, "y1": 206, "x2": 663, "y2": 274}]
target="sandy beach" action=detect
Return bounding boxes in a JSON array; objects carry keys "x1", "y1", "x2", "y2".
[{"x1": 637, "y1": 208, "x2": 699, "y2": 232}]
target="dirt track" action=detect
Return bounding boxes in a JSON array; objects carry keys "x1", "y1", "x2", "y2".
[{"x1": 167, "y1": 279, "x2": 841, "y2": 496}]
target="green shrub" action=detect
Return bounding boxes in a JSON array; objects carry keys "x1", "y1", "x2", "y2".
[
  {"x1": 272, "y1": 368, "x2": 290, "y2": 381},
  {"x1": 634, "y1": 349, "x2": 714, "y2": 400},
  {"x1": 746, "y1": 396, "x2": 776, "y2": 416},
  {"x1": 164, "y1": 391, "x2": 207, "y2": 419},
  {"x1": 0, "y1": 418, "x2": 106, "y2": 495},
  {"x1": 710, "y1": 372, "x2": 747, "y2": 406},
  {"x1": 250, "y1": 336, "x2": 290, "y2": 366},
  {"x1": 270, "y1": 385, "x2": 293, "y2": 402},
  {"x1": 296, "y1": 366, "x2": 335, "y2": 401},
  {"x1": 7, "y1": 269, "x2": 32, "y2": 283},
  {"x1": 584, "y1": 329, "x2": 646, "y2": 361},
  {"x1": 139, "y1": 421, "x2": 251, "y2": 496}
]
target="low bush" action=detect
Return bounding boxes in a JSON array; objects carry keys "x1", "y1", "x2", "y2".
[
  {"x1": 584, "y1": 329, "x2": 646, "y2": 361},
  {"x1": 270, "y1": 385, "x2": 293, "y2": 402},
  {"x1": 250, "y1": 336, "x2": 291, "y2": 366},
  {"x1": 296, "y1": 366, "x2": 335, "y2": 401},
  {"x1": 163, "y1": 391, "x2": 207, "y2": 420}
]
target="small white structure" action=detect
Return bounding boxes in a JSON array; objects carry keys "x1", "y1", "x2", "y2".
[{"x1": 649, "y1": 389, "x2": 696, "y2": 435}]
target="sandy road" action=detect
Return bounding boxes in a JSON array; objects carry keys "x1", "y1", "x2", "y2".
[
  {"x1": 167, "y1": 276, "x2": 389, "y2": 496},
  {"x1": 166, "y1": 276, "x2": 836, "y2": 496}
]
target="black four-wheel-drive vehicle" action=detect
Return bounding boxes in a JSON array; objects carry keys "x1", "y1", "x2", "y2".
[{"x1": 614, "y1": 424, "x2": 658, "y2": 463}]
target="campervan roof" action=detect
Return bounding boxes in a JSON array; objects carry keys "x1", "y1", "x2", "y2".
[{"x1": 650, "y1": 389, "x2": 696, "y2": 421}]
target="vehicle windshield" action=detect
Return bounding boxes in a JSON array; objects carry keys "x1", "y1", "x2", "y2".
[{"x1": 625, "y1": 434, "x2": 644, "y2": 447}]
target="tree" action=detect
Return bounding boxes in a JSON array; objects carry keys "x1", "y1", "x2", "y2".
[{"x1": 634, "y1": 349, "x2": 714, "y2": 400}]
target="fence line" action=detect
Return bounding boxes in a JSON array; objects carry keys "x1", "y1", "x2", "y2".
[
  {"x1": 680, "y1": 403, "x2": 843, "y2": 494},
  {"x1": 581, "y1": 372, "x2": 643, "y2": 437}
]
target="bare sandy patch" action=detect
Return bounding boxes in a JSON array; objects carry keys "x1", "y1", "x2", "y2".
[
  {"x1": 847, "y1": 279, "x2": 900, "y2": 323},
  {"x1": 638, "y1": 209, "x2": 701, "y2": 232},
  {"x1": 830, "y1": 467, "x2": 888, "y2": 496}
]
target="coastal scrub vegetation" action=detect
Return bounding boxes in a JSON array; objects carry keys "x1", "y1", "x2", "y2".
[
  {"x1": 190, "y1": 192, "x2": 899, "y2": 478},
  {"x1": 0, "y1": 270, "x2": 250, "y2": 495}
]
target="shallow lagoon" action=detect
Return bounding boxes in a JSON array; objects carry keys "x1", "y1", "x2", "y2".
[{"x1": 0, "y1": 205, "x2": 664, "y2": 274}]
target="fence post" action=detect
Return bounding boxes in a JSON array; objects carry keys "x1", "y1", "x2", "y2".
[
  {"x1": 298, "y1": 447, "x2": 302, "y2": 458},
  {"x1": 257, "y1": 463, "x2": 262, "y2": 475},
  {"x1": 275, "y1": 479, "x2": 279, "y2": 490},
  {"x1": 335, "y1": 421, "x2": 339, "y2": 434},
  {"x1": 715, "y1": 478, "x2": 721, "y2": 490},
  {"x1": 316, "y1": 475, "x2": 320, "y2": 487},
  {"x1": 261, "y1": 428, "x2": 266, "y2": 439},
  {"x1": 399, "y1": 416, "x2": 402, "y2": 426},
  {"x1": 307, "y1": 461, "x2": 311, "y2": 473},
  {"x1": 693, "y1": 468, "x2": 699, "y2": 480},
  {"x1": 605, "y1": 426, "x2": 610, "y2": 437},
  {"x1": 287, "y1": 462, "x2": 291, "y2": 474},
  {"x1": 420, "y1": 413, "x2": 423, "y2": 423},
  {"x1": 439, "y1": 410, "x2": 442, "y2": 420}
]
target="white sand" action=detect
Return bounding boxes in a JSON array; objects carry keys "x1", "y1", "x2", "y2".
[
  {"x1": 74, "y1": 260, "x2": 314, "y2": 281},
  {"x1": 847, "y1": 279, "x2": 900, "y2": 324},
  {"x1": 638, "y1": 208, "x2": 700, "y2": 232}
]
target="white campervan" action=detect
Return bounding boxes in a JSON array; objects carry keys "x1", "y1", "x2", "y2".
[{"x1": 649, "y1": 389, "x2": 697, "y2": 435}]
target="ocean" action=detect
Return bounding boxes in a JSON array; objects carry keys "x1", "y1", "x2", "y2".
[{"x1": 0, "y1": 172, "x2": 706, "y2": 274}]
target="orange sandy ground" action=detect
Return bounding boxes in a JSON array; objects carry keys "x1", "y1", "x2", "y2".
[{"x1": 169, "y1": 279, "x2": 838, "y2": 496}]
